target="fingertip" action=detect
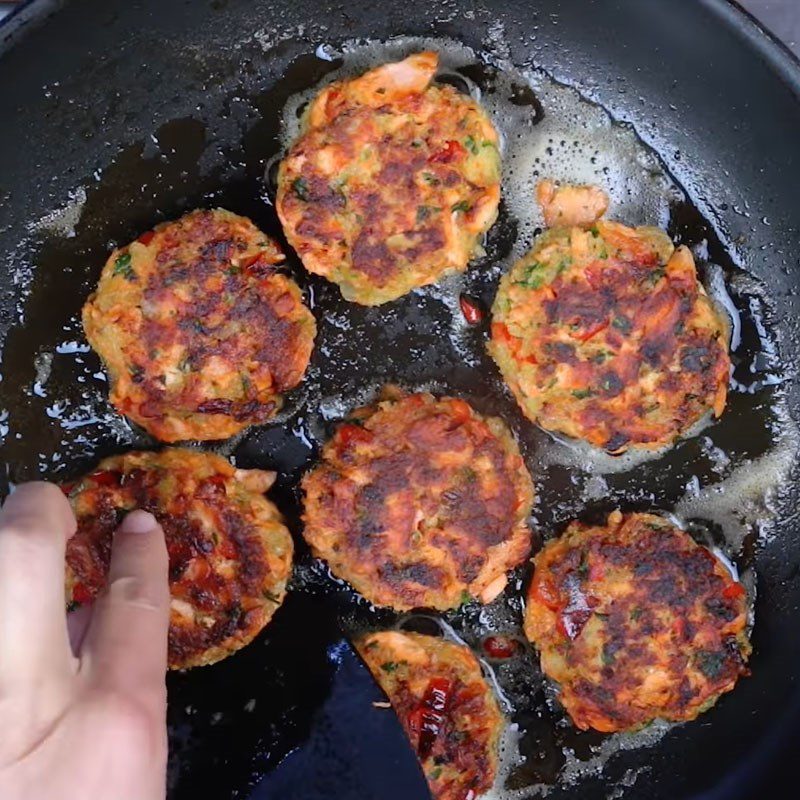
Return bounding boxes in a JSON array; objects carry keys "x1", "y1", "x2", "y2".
[
  {"x1": 118, "y1": 509, "x2": 160, "y2": 535},
  {"x1": 1, "y1": 481, "x2": 77, "y2": 541},
  {"x1": 110, "y1": 509, "x2": 168, "y2": 591}
]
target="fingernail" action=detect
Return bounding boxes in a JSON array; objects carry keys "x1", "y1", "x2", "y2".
[{"x1": 119, "y1": 509, "x2": 159, "y2": 534}]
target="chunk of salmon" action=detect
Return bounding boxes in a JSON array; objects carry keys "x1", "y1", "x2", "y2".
[
  {"x1": 308, "y1": 52, "x2": 439, "y2": 127},
  {"x1": 537, "y1": 179, "x2": 610, "y2": 228}
]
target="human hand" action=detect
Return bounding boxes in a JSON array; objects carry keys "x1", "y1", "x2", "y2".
[{"x1": 0, "y1": 482, "x2": 170, "y2": 800}]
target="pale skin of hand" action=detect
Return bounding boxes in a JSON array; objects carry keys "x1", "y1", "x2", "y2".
[{"x1": 0, "y1": 483, "x2": 170, "y2": 800}]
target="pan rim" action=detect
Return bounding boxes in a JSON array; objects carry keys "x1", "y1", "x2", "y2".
[
  {"x1": 707, "y1": 0, "x2": 800, "y2": 88},
  {"x1": 1, "y1": 0, "x2": 800, "y2": 81}
]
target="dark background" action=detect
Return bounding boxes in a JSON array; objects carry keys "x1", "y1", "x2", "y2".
[{"x1": 0, "y1": 1, "x2": 797, "y2": 56}]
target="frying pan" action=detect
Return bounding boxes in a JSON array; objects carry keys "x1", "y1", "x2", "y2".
[{"x1": 1, "y1": 0, "x2": 799, "y2": 798}]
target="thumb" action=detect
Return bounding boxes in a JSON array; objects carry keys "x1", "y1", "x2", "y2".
[{"x1": 82, "y1": 510, "x2": 170, "y2": 696}]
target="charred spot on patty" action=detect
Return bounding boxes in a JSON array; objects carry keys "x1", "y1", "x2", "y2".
[
  {"x1": 82, "y1": 208, "x2": 316, "y2": 442},
  {"x1": 302, "y1": 390, "x2": 534, "y2": 610},
  {"x1": 356, "y1": 631, "x2": 504, "y2": 800},
  {"x1": 63, "y1": 448, "x2": 293, "y2": 669},
  {"x1": 488, "y1": 183, "x2": 731, "y2": 452},
  {"x1": 524, "y1": 511, "x2": 751, "y2": 732},
  {"x1": 276, "y1": 52, "x2": 501, "y2": 305}
]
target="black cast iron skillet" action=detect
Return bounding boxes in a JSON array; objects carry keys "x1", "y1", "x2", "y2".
[{"x1": 1, "y1": 1, "x2": 799, "y2": 798}]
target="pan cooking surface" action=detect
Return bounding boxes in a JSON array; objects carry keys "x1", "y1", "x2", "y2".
[{"x1": 1, "y1": 3, "x2": 800, "y2": 798}]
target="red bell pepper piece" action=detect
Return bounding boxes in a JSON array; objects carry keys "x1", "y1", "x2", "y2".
[
  {"x1": 459, "y1": 295, "x2": 484, "y2": 324},
  {"x1": 409, "y1": 677, "x2": 452, "y2": 759},
  {"x1": 483, "y1": 635, "x2": 517, "y2": 659},
  {"x1": 429, "y1": 140, "x2": 466, "y2": 164}
]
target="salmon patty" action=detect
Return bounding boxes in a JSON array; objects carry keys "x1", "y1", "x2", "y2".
[
  {"x1": 302, "y1": 390, "x2": 533, "y2": 610},
  {"x1": 63, "y1": 448, "x2": 293, "y2": 669},
  {"x1": 356, "y1": 631, "x2": 503, "y2": 800},
  {"x1": 277, "y1": 52, "x2": 501, "y2": 305},
  {"x1": 524, "y1": 510, "x2": 750, "y2": 732},
  {"x1": 489, "y1": 181, "x2": 730, "y2": 453},
  {"x1": 83, "y1": 208, "x2": 316, "y2": 442}
]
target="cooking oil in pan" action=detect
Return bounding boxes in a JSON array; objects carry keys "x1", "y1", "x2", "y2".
[{"x1": 0, "y1": 33, "x2": 797, "y2": 800}]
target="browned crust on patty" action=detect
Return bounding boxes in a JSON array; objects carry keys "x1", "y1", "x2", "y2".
[
  {"x1": 63, "y1": 448, "x2": 293, "y2": 669},
  {"x1": 302, "y1": 389, "x2": 534, "y2": 610},
  {"x1": 524, "y1": 511, "x2": 751, "y2": 732},
  {"x1": 277, "y1": 52, "x2": 501, "y2": 305},
  {"x1": 82, "y1": 208, "x2": 316, "y2": 442},
  {"x1": 356, "y1": 631, "x2": 503, "y2": 800},
  {"x1": 489, "y1": 185, "x2": 731, "y2": 453}
]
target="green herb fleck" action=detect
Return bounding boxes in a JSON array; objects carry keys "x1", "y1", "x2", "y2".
[
  {"x1": 292, "y1": 177, "x2": 310, "y2": 201},
  {"x1": 556, "y1": 258, "x2": 571, "y2": 276},
  {"x1": 647, "y1": 267, "x2": 666, "y2": 285},
  {"x1": 381, "y1": 661, "x2": 398, "y2": 673},
  {"x1": 464, "y1": 135, "x2": 479, "y2": 154},
  {"x1": 422, "y1": 172, "x2": 440, "y2": 186},
  {"x1": 460, "y1": 590, "x2": 473, "y2": 606},
  {"x1": 227, "y1": 265, "x2": 241, "y2": 276},
  {"x1": 241, "y1": 373, "x2": 252, "y2": 394},
  {"x1": 611, "y1": 316, "x2": 632, "y2": 333},
  {"x1": 410, "y1": 139, "x2": 423, "y2": 148},
  {"x1": 523, "y1": 275, "x2": 544, "y2": 290},
  {"x1": 429, "y1": 767, "x2": 443, "y2": 781},
  {"x1": 451, "y1": 200, "x2": 471, "y2": 213},
  {"x1": 67, "y1": 600, "x2": 80, "y2": 613},
  {"x1": 572, "y1": 388, "x2": 594, "y2": 399},
  {"x1": 601, "y1": 644, "x2": 616, "y2": 666},
  {"x1": 630, "y1": 607, "x2": 643, "y2": 621},
  {"x1": 416, "y1": 205, "x2": 440, "y2": 223},
  {"x1": 592, "y1": 351, "x2": 609, "y2": 364},
  {"x1": 695, "y1": 649, "x2": 727, "y2": 679},
  {"x1": 577, "y1": 554, "x2": 589, "y2": 578},
  {"x1": 589, "y1": 225, "x2": 600, "y2": 237},
  {"x1": 113, "y1": 252, "x2": 136, "y2": 280},
  {"x1": 515, "y1": 261, "x2": 547, "y2": 289}
]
